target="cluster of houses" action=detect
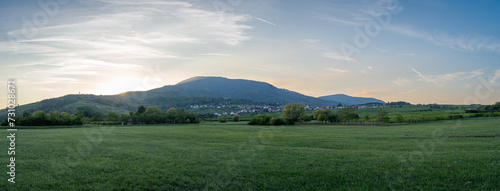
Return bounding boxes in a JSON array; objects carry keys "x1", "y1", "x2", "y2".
[
  {"x1": 305, "y1": 103, "x2": 389, "y2": 110},
  {"x1": 190, "y1": 103, "x2": 390, "y2": 116},
  {"x1": 190, "y1": 104, "x2": 283, "y2": 117}
]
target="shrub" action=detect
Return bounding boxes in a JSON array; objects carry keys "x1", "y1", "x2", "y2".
[
  {"x1": 248, "y1": 114, "x2": 276, "y2": 125},
  {"x1": 248, "y1": 118, "x2": 259, "y2": 125},
  {"x1": 394, "y1": 114, "x2": 405, "y2": 123},
  {"x1": 232, "y1": 115, "x2": 240, "y2": 122},
  {"x1": 218, "y1": 116, "x2": 227, "y2": 123},
  {"x1": 270, "y1": 117, "x2": 285, "y2": 125}
]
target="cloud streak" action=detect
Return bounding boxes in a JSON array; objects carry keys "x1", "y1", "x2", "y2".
[
  {"x1": 1, "y1": 0, "x2": 253, "y2": 87},
  {"x1": 491, "y1": 70, "x2": 500, "y2": 84},
  {"x1": 4, "y1": 0, "x2": 253, "y2": 57},
  {"x1": 323, "y1": 52, "x2": 356, "y2": 62},
  {"x1": 255, "y1": 17, "x2": 277, "y2": 26},
  {"x1": 327, "y1": 67, "x2": 350, "y2": 73},
  {"x1": 388, "y1": 25, "x2": 500, "y2": 54},
  {"x1": 410, "y1": 67, "x2": 488, "y2": 86}
]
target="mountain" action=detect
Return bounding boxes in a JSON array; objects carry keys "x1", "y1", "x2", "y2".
[
  {"x1": 318, "y1": 94, "x2": 385, "y2": 106},
  {"x1": 0, "y1": 91, "x2": 259, "y2": 120},
  {"x1": 0, "y1": 76, "x2": 338, "y2": 119},
  {"x1": 150, "y1": 76, "x2": 338, "y2": 105}
]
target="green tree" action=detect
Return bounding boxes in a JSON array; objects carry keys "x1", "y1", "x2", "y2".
[
  {"x1": 137, "y1": 105, "x2": 146, "y2": 114},
  {"x1": 1, "y1": 118, "x2": 8, "y2": 126},
  {"x1": 270, "y1": 117, "x2": 286, "y2": 125},
  {"x1": 484, "y1": 102, "x2": 500, "y2": 117},
  {"x1": 143, "y1": 106, "x2": 165, "y2": 124},
  {"x1": 394, "y1": 114, "x2": 405, "y2": 123},
  {"x1": 166, "y1": 107, "x2": 176, "y2": 123},
  {"x1": 60, "y1": 112, "x2": 73, "y2": 125},
  {"x1": 107, "y1": 112, "x2": 120, "y2": 122},
  {"x1": 81, "y1": 117, "x2": 91, "y2": 124},
  {"x1": 318, "y1": 114, "x2": 328, "y2": 123},
  {"x1": 303, "y1": 114, "x2": 312, "y2": 123},
  {"x1": 232, "y1": 114, "x2": 240, "y2": 122},
  {"x1": 74, "y1": 105, "x2": 97, "y2": 118},
  {"x1": 281, "y1": 103, "x2": 305, "y2": 122},
  {"x1": 145, "y1": 106, "x2": 162, "y2": 114},
  {"x1": 363, "y1": 115, "x2": 370, "y2": 122},
  {"x1": 175, "y1": 109, "x2": 186, "y2": 123},
  {"x1": 377, "y1": 110, "x2": 390, "y2": 123},
  {"x1": 218, "y1": 115, "x2": 227, "y2": 123},
  {"x1": 313, "y1": 109, "x2": 331, "y2": 120},
  {"x1": 32, "y1": 111, "x2": 50, "y2": 126},
  {"x1": 338, "y1": 107, "x2": 359, "y2": 122},
  {"x1": 121, "y1": 113, "x2": 130, "y2": 123},
  {"x1": 92, "y1": 112, "x2": 104, "y2": 122},
  {"x1": 327, "y1": 113, "x2": 338, "y2": 123},
  {"x1": 49, "y1": 111, "x2": 62, "y2": 125},
  {"x1": 248, "y1": 114, "x2": 273, "y2": 125},
  {"x1": 23, "y1": 111, "x2": 32, "y2": 118}
]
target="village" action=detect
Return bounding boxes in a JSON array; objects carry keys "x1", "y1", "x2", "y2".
[{"x1": 189, "y1": 102, "x2": 390, "y2": 117}]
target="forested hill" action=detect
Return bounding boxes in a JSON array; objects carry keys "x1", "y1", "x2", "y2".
[
  {"x1": 0, "y1": 92, "x2": 257, "y2": 120},
  {"x1": 0, "y1": 76, "x2": 389, "y2": 119},
  {"x1": 150, "y1": 76, "x2": 338, "y2": 105}
]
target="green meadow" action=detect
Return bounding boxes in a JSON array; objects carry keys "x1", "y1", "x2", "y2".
[{"x1": 1, "y1": 117, "x2": 499, "y2": 190}]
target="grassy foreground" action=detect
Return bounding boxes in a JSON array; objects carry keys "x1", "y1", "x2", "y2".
[{"x1": 1, "y1": 118, "x2": 499, "y2": 190}]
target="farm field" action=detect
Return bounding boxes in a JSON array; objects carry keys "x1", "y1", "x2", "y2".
[{"x1": 1, "y1": 117, "x2": 499, "y2": 190}]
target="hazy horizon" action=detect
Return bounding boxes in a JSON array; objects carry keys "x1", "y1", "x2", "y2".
[{"x1": 1, "y1": 0, "x2": 500, "y2": 107}]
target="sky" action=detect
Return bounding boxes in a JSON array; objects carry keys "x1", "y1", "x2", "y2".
[{"x1": 1, "y1": 0, "x2": 500, "y2": 107}]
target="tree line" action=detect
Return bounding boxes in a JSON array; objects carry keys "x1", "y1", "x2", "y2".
[
  {"x1": 1, "y1": 105, "x2": 200, "y2": 126},
  {"x1": 128, "y1": 106, "x2": 199, "y2": 124},
  {"x1": 466, "y1": 102, "x2": 500, "y2": 116},
  {"x1": 248, "y1": 103, "x2": 394, "y2": 126},
  {"x1": 248, "y1": 103, "x2": 391, "y2": 125}
]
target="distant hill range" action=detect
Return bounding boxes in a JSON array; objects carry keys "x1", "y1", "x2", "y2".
[
  {"x1": 150, "y1": 76, "x2": 336, "y2": 106},
  {"x1": 0, "y1": 76, "x2": 385, "y2": 118},
  {"x1": 318, "y1": 94, "x2": 385, "y2": 106}
]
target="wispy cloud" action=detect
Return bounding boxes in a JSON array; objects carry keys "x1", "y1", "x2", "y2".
[
  {"x1": 255, "y1": 17, "x2": 277, "y2": 26},
  {"x1": 19, "y1": 59, "x2": 142, "y2": 84},
  {"x1": 327, "y1": 67, "x2": 350, "y2": 73},
  {"x1": 317, "y1": 0, "x2": 402, "y2": 26},
  {"x1": 321, "y1": 16, "x2": 362, "y2": 26},
  {"x1": 464, "y1": 68, "x2": 487, "y2": 79},
  {"x1": 5, "y1": 0, "x2": 253, "y2": 56},
  {"x1": 388, "y1": 25, "x2": 500, "y2": 54},
  {"x1": 198, "y1": 53, "x2": 231, "y2": 57},
  {"x1": 491, "y1": 70, "x2": 500, "y2": 83},
  {"x1": 2, "y1": 0, "x2": 253, "y2": 86},
  {"x1": 319, "y1": 3, "x2": 500, "y2": 55},
  {"x1": 393, "y1": 77, "x2": 409, "y2": 87},
  {"x1": 410, "y1": 67, "x2": 481, "y2": 86},
  {"x1": 360, "y1": 66, "x2": 373, "y2": 74},
  {"x1": 323, "y1": 52, "x2": 356, "y2": 62}
]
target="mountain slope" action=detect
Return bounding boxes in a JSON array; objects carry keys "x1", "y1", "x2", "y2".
[
  {"x1": 0, "y1": 92, "x2": 258, "y2": 120},
  {"x1": 318, "y1": 94, "x2": 385, "y2": 106},
  {"x1": 0, "y1": 76, "x2": 342, "y2": 120},
  {"x1": 150, "y1": 76, "x2": 338, "y2": 105}
]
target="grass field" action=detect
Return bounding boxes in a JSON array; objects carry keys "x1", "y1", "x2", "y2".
[{"x1": 1, "y1": 117, "x2": 499, "y2": 190}]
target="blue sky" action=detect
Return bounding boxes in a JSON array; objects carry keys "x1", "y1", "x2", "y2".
[{"x1": 1, "y1": 0, "x2": 500, "y2": 107}]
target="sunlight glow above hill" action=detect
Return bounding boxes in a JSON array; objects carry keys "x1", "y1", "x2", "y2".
[{"x1": 89, "y1": 78, "x2": 150, "y2": 95}]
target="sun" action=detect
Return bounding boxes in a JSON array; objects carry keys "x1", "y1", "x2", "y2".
[{"x1": 91, "y1": 78, "x2": 147, "y2": 95}]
